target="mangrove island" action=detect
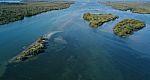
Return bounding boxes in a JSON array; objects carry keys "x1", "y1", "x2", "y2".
[
  {"x1": 83, "y1": 13, "x2": 118, "y2": 28},
  {"x1": 113, "y1": 19, "x2": 145, "y2": 37},
  {"x1": 9, "y1": 36, "x2": 48, "y2": 63}
]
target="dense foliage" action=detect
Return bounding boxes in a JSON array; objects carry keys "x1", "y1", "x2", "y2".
[
  {"x1": 0, "y1": 2, "x2": 72, "y2": 25},
  {"x1": 101, "y1": 2, "x2": 150, "y2": 14},
  {"x1": 113, "y1": 19, "x2": 145, "y2": 37},
  {"x1": 10, "y1": 36, "x2": 48, "y2": 63},
  {"x1": 83, "y1": 13, "x2": 118, "y2": 28}
]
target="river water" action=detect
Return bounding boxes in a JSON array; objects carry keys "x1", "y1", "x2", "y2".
[{"x1": 0, "y1": 2, "x2": 150, "y2": 80}]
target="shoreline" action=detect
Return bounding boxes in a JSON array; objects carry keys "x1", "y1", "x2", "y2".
[
  {"x1": 101, "y1": 2, "x2": 150, "y2": 14},
  {"x1": 0, "y1": 2, "x2": 73, "y2": 25}
]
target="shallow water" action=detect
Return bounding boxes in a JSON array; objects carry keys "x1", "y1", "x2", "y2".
[{"x1": 0, "y1": 2, "x2": 150, "y2": 80}]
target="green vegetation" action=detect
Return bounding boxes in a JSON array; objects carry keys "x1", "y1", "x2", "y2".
[
  {"x1": 83, "y1": 13, "x2": 118, "y2": 28},
  {"x1": 101, "y1": 2, "x2": 150, "y2": 14},
  {"x1": 113, "y1": 19, "x2": 145, "y2": 37},
  {"x1": 9, "y1": 36, "x2": 48, "y2": 63},
  {"x1": 0, "y1": 2, "x2": 73, "y2": 25}
]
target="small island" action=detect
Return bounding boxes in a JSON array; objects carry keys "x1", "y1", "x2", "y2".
[
  {"x1": 83, "y1": 13, "x2": 118, "y2": 28},
  {"x1": 9, "y1": 36, "x2": 48, "y2": 63},
  {"x1": 101, "y1": 2, "x2": 150, "y2": 14},
  {"x1": 113, "y1": 19, "x2": 145, "y2": 37},
  {"x1": 0, "y1": 2, "x2": 73, "y2": 25}
]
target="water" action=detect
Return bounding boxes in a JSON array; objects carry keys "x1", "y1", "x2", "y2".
[{"x1": 0, "y1": 2, "x2": 150, "y2": 80}]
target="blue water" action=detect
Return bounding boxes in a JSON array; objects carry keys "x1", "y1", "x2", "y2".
[{"x1": 0, "y1": 2, "x2": 150, "y2": 80}]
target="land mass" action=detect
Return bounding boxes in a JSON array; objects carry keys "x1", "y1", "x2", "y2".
[
  {"x1": 101, "y1": 2, "x2": 150, "y2": 14},
  {"x1": 113, "y1": 19, "x2": 145, "y2": 37},
  {"x1": 9, "y1": 36, "x2": 48, "y2": 63},
  {"x1": 0, "y1": 2, "x2": 73, "y2": 25},
  {"x1": 83, "y1": 13, "x2": 118, "y2": 28}
]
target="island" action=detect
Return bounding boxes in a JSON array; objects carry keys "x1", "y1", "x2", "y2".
[
  {"x1": 101, "y1": 1, "x2": 150, "y2": 14},
  {"x1": 9, "y1": 36, "x2": 48, "y2": 63},
  {"x1": 0, "y1": 2, "x2": 73, "y2": 25},
  {"x1": 83, "y1": 13, "x2": 118, "y2": 28},
  {"x1": 113, "y1": 19, "x2": 145, "y2": 37}
]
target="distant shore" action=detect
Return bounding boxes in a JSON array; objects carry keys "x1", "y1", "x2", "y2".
[
  {"x1": 101, "y1": 1, "x2": 150, "y2": 14},
  {"x1": 0, "y1": 2, "x2": 73, "y2": 25}
]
